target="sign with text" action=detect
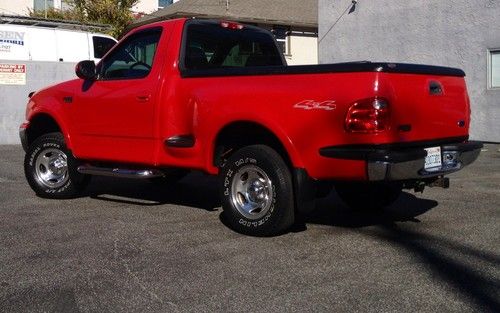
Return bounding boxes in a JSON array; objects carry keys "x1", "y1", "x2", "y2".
[{"x1": 0, "y1": 63, "x2": 26, "y2": 85}]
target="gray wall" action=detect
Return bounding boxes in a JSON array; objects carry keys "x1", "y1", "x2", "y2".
[
  {"x1": 319, "y1": 0, "x2": 500, "y2": 142},
  {"x1": 0, "y1": 61, "x2": 76, "y2": 144}
]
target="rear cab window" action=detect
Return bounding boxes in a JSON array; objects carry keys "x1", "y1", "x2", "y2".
[{"x1": 182, "y1": 20, "x2": 284, "y2": 70}]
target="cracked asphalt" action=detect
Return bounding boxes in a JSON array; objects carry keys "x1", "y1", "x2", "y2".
[{"x1": 0, "y1": 144, "x2": 499, "y2": 312}]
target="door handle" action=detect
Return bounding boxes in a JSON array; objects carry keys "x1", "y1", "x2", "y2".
[{"x1": 136, "y1": 94, "x2": 151, "y2": 102}]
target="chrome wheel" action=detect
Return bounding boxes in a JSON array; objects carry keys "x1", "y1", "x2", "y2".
[
  {"x1": 34, "y1": 148, "x2": 69, "y2": 188},
  {"x1": 230, "y1": 164, "x2": 274, "y2": 220}
]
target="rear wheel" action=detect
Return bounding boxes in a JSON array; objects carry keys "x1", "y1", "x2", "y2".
[
  {"x1": 219, "y1": 145, "x2": 294, "y2": 236},
  {"x1": 335, "y1": 183, "x2": 402, "y2": 211},
  {"x1": 24, "y1": 132, "x2": 90, "y2": 199}
]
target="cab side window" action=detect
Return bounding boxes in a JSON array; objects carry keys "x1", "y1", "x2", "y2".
[{"x1": 99, "y1": 28, "x2": 162, "y2": 80}]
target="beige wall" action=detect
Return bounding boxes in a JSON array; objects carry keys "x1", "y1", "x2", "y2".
[
  {"x1": 132, "y1": 0, "x2": 179, "y2": 13},
  {"x1": 132, "y1": 0, "x2": 158, "y2": 14},
  {"x1": 0, "y1": 0, "x2": 176, "y2": 16},
  {"x1": 285, "y1": 35, "x2": 318, "y2": 65},
  {"x1": 0, "y1": 0, "x2": 64, "y2": 15},
  {"x1": 0, "y1": 0, "x2": 33, "y2": 15}
]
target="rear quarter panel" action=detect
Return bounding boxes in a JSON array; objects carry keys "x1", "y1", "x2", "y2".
[
  {"x1": 160, "y1": 70, "x2": 470, "y2": 180},
  {"x1": 160, "y1": 72, "x2": 387, "y2": 179}
]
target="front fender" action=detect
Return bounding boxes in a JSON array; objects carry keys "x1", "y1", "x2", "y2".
[{"x1": 27, "y1": 103, "x2": 73, "y2": 151}]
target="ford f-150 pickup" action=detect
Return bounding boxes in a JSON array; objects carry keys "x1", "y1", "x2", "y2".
[{"x1": 20, "y1": 18, "x2": 482, "y2": 236}]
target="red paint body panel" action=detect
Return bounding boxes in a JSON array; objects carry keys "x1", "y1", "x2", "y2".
[{"x1": 24, "y1": 18, "x2": 472, "y2": 180}]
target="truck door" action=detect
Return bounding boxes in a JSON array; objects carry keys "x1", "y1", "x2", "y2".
[{"x1": 70, "y1": 27, "x2": 165, "y2": 164}]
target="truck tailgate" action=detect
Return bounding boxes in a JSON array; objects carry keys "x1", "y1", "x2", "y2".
[{"x1": 383, "y1": 72, "x2": 470, "y2": 142}]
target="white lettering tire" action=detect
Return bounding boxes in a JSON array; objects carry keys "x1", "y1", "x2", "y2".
[{"x1": 219, "y1": 145, "x2": 294, "y2": 236}]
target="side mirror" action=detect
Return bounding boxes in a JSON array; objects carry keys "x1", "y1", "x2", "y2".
[{"x1": 75, "y1": 60, "x2": 96, "y2": 80}]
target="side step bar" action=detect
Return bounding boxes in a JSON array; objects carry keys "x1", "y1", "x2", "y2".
[{"x1": 77, "y1": 165, "x2": 164, "y2": 179}]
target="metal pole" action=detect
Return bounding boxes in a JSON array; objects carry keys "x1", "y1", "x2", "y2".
[{"x1": 44, "y1": 0, "x2": 48, "y2": 18}]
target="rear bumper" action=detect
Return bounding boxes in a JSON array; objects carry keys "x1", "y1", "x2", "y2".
[{"x1": 319, "y1": 141, "x2": 483, "y2": 181}]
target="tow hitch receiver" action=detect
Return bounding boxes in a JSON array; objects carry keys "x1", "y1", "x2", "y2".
[
  {"x1": 428, "y1": 176, "x2": 450, "y2": 189},
  {"x1": 408, "y1": 176, "x2": 450, "y2": 193}
]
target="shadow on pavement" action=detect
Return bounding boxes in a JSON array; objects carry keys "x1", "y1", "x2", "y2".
[
  {"x1": 78, "y1": 174, "x2": 499, "y2": 311},
  {"x1": 306, "y1": 191, "x2": 499, "y2": 312},
  {"x1": 84, "y1": 172, "x2": 221, "y2": 211},
  {"x1": 306, "y1": 191, "x2": 438, "y2": 228},
  {"x1": 362, "y1": 224, "x2": 500, "y2": 312}
]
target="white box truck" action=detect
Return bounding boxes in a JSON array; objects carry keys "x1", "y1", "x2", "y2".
[{"x1": 0, "y1": 16, "x2": 117, "y2": 62}]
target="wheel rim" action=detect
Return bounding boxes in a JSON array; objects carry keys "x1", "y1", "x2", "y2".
[
  {"x1": 34, "y1": 148, "x2": 69, "y2": 189},
  {"x1": 230, "y1": 164, "x2": 274, "y2": 220}
]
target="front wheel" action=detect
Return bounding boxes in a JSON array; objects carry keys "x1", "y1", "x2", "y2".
[
  {"x1": 24, "y1": 132, "x2": 90, "y2": 199},
  {"x1": 219, "y1": 145, "x2": 294, "y2": 236}
]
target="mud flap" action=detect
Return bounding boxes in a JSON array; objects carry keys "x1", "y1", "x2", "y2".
[{"x1": 293, "y1": 168, "x2": 317, "y2": 217}]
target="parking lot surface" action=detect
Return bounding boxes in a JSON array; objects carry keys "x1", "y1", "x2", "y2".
[{"x1": 0, "y1": 144, "x2": 499, "y2": 312}]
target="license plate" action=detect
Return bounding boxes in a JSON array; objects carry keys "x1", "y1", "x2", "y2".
[{"x1": 424, "y1": 147, "x2": 442, "y2": 170}]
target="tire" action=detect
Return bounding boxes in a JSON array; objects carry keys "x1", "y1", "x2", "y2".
[
  {"x1": 219, "y1": 145, "x2": 294, "y2": 236},
  {"x1": 24, "y1": 132, "x2": 90, "y2": 199},
  {"x1": 335, "y1": 182, "x2": 402, "y2": 211}
]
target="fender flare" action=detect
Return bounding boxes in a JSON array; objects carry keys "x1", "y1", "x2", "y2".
[
  {"x1": 28, "y1": 108, "x2": 74, "y2": 150},
  {"x1": 207, "y1": 118, "x2": 305, "y2": 173}
]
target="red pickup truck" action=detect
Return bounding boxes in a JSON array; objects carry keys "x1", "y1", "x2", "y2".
[{"x1": 20, "y1": 18, "x2": 482, "y2": 236}]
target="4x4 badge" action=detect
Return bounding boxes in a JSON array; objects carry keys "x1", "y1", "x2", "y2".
[{"x1": 294, "y1": 100, "x2": 336, "y2": 111}]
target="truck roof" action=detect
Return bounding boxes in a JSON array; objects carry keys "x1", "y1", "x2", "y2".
[{"x1": 0, "y1": 14, "x2": 111, "y2": 33}]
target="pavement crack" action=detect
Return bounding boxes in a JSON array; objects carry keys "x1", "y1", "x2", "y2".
[{"x1": 113, "y1": 222, "x2": 178, "y2": 311}]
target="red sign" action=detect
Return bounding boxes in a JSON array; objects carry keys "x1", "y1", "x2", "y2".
[{"x1": 0, "y1": 63, "x2": 26, "y2": 85}]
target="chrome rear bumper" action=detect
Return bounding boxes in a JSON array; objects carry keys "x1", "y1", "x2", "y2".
[
  {"x1": 320, "y1": 140, "x2": 483, "y2": 181},
  {"x1": 367, "y1": 142, "x2": 482, "y2": 181}
]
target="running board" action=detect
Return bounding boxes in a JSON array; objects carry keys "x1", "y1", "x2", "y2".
[{"x1": 77, "y1": 165, "x2": 164, "y2": 179}]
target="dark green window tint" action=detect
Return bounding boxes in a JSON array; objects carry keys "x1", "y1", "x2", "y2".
[
  {"x1": 184, "y1": 23, "x2": 283, "y2": 69},
  {"x1": 99, "y1": 28, "x2": 162, "y2": 80}
]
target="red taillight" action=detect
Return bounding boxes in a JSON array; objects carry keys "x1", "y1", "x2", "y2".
[
  {"x1": 220, "y1": 21, "x2": 244, "y2": 30},
  {"x1": 345, "y1": 98, "x2": 390, "y2": 133}
]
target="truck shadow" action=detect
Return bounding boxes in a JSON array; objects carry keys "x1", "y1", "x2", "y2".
[
  {"x1": 84, "y1": 172, "x2": 221, "y2": 211},
  {"x1": 305, "y1": 191, "x2": 438, "y2": 228},
  {"x1": 306, "y1": 192, "x2": 500, "y2": 312},
  {"x1": 358, "y1": 223, "x2": 500, "y2": 312},
  {"x1": 83, "y1": 174, "x2": 499, "y2": 311},
  {"x1": 85, "y1": 172, "x2": 439, "y2": 228}
]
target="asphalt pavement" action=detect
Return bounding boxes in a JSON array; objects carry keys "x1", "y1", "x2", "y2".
[{"x1": 0, "y1": 144, "x2": 499, "y2": 312}]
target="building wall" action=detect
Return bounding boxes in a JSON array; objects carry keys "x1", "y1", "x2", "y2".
[
  {"x1": 258, "y1": 25, "x2": 318, "y2": 66},
  {"x1": 132, "y1": 0, "x2": 158, "y2": 14},
  {"x1": 0, "y1": 0, "x2": 176, "y2": 16},
  {"x1": 0, "y1": 61, "x2": 76, "y2": 144},
  {"x1": 319, "y1": 0, "x2": 500, "y2": 142},
  {"x1": 132, "y1": 0, "x2": 179, "y2": 14},
  {"x1": 286, "y1": 35, "x2": 318, "y2": 65},
  {"x1": 0, "y1": 0, "x2": 33, "y2": 15}
]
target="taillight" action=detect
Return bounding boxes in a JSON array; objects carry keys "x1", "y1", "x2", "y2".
[
  {"x1": 345, "y1": 98, "x2": 390, "y2": 133},
  {"x1": 220, "y1": 21, "x2": 244, "y2": 30}
]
